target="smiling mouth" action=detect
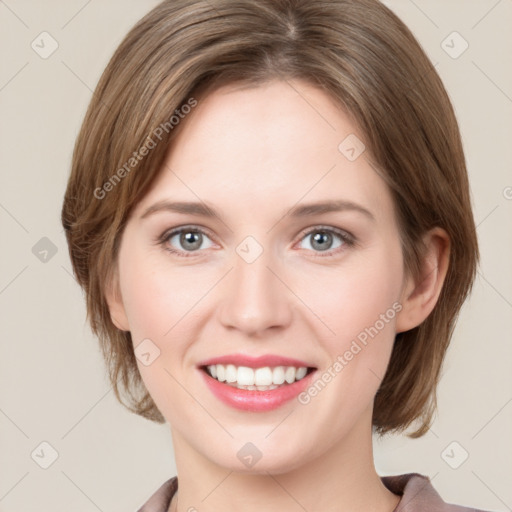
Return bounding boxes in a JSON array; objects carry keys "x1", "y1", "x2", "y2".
[{"x1": 201, "y1": 364, "x2": 316, "y2": 391}]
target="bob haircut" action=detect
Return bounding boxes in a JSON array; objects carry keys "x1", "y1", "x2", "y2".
[{"x1": 61, "y1": 0, "x2": 479, "y2": 438}]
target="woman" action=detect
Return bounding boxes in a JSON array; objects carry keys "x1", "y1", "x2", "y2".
[{"x1": 61, "y1": 1, "x2": 492, "y2": 511}]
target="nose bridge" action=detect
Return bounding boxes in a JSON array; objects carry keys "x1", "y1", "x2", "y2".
[{"x1": 217, "y1": 235, "x2": 292, "y2": 335}]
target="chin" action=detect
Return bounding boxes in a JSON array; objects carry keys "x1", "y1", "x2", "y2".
[{"x1": 204, "y1": 439, "x2": 312, "y2": 476}]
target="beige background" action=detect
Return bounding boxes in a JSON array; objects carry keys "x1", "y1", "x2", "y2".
[{"x1": 0, "y1": 1, "x2": 511, "y2": 511}]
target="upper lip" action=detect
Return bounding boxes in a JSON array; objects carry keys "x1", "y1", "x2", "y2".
[{"x1": 197, "y1": 354, "x2": 316, "y2": 369}]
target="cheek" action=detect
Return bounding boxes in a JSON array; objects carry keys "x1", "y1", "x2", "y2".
[
  {"x1": 296, "y1": 250, "x2": 403, "y2": 345},
  {"x1": 294, "y1": 262, "x2": 401, "y2": 433},
  {"x1": 295, "y1": 245, "x2": 403, "y2": 408},
  {"x1": 117, "y1": 248, "x2": 210, "y2": 399},
  {"x1": 118, "y1": 247, "x2": 200, "y2": 341},
  {"x1": 117, "y1": 248, "x2": 197, "y2": 417},
  {"x1": 120, "y1": 235, "x2": 403, "y2": 355}
]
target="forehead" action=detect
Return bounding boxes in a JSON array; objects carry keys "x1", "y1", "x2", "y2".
[
  {"x1": 165, "y1": 79, "x2": 357, "y2": 173},
  {"x1": 132, "y1": 79, "x2": 395, "y2": 224}
]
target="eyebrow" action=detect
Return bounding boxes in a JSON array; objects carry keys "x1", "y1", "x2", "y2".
[{"x1": 139, "y1": 199, "x2": 375, "y2": 222}]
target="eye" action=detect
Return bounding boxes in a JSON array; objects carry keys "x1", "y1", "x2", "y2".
[
  {"x1": 157, "y1": 225, "x2": 355, "y2": 258},
  {"x1": 158, "y1": 226, "x2": 214, "y2": 257},
  {"x1": 296, "y1": 226, "x2": 354, "y2": 256}
]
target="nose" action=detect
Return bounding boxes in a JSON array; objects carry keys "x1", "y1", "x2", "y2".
[{"x1": 217, "y1": 242, "x2": 293, "y2": 336}]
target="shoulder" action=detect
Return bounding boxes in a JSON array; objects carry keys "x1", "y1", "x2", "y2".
[
  {"x1": 137, "y1": 476, "x2": 177, "y2": 512},
  {"x1": 381, "y1": 472, "x2": 496, "y2": 512},
  {"x1": 137, "y1": 473, "x2": 496, "y2": 512}
]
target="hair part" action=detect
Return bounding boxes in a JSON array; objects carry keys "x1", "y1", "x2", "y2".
[{"x1": 61, "y1": 0, "x2": 479, "y2": 438}]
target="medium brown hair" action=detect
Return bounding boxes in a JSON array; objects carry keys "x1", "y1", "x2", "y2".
[{"x1": 61, "y1": 0, "x2": 479, "y2": 438}]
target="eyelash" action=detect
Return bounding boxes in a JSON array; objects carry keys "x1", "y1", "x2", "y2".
[{"x1": 156, "y1": 225, "x2": 356, "y2": 259}]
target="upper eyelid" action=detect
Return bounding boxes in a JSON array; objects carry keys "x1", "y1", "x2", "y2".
[
  {"x1": 161, "y1": 224, "x2": 218, "y2": 243},
  {"x1": 160, "y1": 224, "x2": 354, "y2": 248},
  {"x1": 296, "y1": 225, "x2": 354, "y2": 245}
]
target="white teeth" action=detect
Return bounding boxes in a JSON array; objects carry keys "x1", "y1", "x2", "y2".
[
  {"x1": 237, "y1": 366, "x2": 254, "y2": 385},
  {"x1": 254, "y1": 367, "x2": 273, "y2": 386},
  {"x1": 206, "y1": 364, "x2": 310, "y2": 387},
  {"x1": 284, "y1": 366, "x2": 296, "y2": 383},
  {"x1": 225, "y1": 364, "x2": 237, "y2": 383},
  {"x1": 272, "y1": 366, "x2": 286, "y2": 385},
  {"x1": 296, "y1": 367, "x2": 307, "y2": 380},
  {"x1": 216, "y1": 364, "x2": 226, "y2": 382}
]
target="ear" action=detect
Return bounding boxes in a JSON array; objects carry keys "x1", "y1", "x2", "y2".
[
  {"x1": 395, "y1": 227, "x2": 450, "y2": 333},
  {"x1": 104, "y1": 267, "x2": 130, "y2": 332}
]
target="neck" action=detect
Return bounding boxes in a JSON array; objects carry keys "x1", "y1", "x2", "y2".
[{"x1": 168, "y1": 407, "x2": 400, "y2": 512}]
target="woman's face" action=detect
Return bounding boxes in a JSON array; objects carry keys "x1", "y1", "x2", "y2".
[{"x1": 109, "y1": 79, "x2": 412, "y2": 473}]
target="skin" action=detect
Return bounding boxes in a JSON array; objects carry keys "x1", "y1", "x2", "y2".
[{"x1": 106, "y1": 79, "x2": 450, "y2": 512}]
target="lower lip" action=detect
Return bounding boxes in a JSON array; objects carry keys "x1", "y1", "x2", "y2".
[{"x1": 199, "y1": 368, "x2": 316, "y2": 412}]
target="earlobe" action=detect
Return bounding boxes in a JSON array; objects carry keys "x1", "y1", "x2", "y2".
[
  {"x1": 395, "y1": 227, "x2": 450, "y2": 333},
  {"x1": 104, "y1": 269, "x2": 130, "y2": 332}
]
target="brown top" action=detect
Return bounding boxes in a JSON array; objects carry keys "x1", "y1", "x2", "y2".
[{"x1": 137, "y1": 473, "x2": 494, "y2": 512}]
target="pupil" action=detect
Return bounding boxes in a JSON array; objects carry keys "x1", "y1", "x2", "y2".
[
  {"x1": 178, "y1": 231, "x2": 333, "y2": 252},
  {"x1": 312, "y1": 231, "x2": 331, "y2": 251},
  {"x1": 182, "y1": 231, "x2": 201, "y2": 250}
]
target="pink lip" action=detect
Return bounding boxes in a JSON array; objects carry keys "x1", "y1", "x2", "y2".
[
  {"x1": 197, "y1": 354, "x2": 317, "y2": 412},
  {"x1": 197, "y1": 354, "x2": 314, "y2": 368},
  {"x1": 199, "y1": 368, "x2": 316, "y2": 412}
]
